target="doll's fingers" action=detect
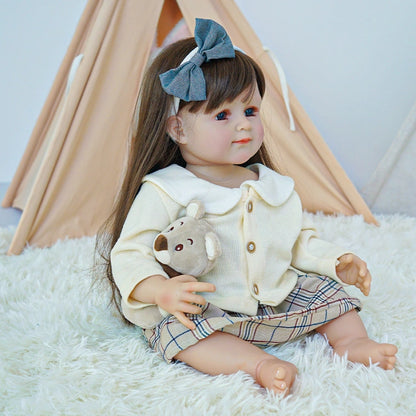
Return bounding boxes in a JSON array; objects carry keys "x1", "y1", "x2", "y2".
[
  {"x1": 175, "y1": 311, "x2": 196, "y2": 330},
  {"x1": 178, "y1": 301, "x2": 202, "y2": 315},
  {"x1": 363, "y1": 274, "x2": 371, "y2": 295},
  {"x1": 356, "y1": 276, "x2": 371, "y2": 296},
  {"x1": 184, "y1": 281, "x2": 216, "y2": 294},
  {"x1": 359, "y1": 269, "x2": 370, "y2": 283},
  {"x1": 339, "y1": 253, "x2": 353, "y2": 265},
  {"x1": 175, "y1": 274, "x2": 199, "y2": 283},
  {"x1": 358, "y1": 259, "x2": 368, "y2": 276},
  {"x1": 345, "y1": 254, "x2": 353, "y2": 262},
  {"x1": 359, "y1": 284, "x2": 370, "y2": 296},
  {"x1": 182, "y1": 292, "x2": 207, "y2": 306},
  {"x1": 358, "y1": 269, "x2": 371, "y2": 285},
  {"x1": 336, "y1": 256, "x2": 351, "y2": 272}
]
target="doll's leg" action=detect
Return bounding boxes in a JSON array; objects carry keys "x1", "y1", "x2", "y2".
[
  {"x1": 174, "y1": 331, "x2": 297, "y2": 395},
  {"x1": 316, "y1": 310, "x2": 397, "y2": 369}
]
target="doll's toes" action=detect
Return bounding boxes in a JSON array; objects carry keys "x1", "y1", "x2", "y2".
[{"x1": 255, "y1": 358, "x2": 297, "y2": 396}]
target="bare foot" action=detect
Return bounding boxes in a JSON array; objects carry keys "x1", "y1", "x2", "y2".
[
  {"x1": 255, "y1": 358, "x2": 298, "y2": 396},
  {"x1": 333, "y1": 337, "x2": 397, "y2": 370}
]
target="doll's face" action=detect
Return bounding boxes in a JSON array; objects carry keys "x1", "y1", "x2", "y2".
[{"x1": 170, "y1": 85, "x2": 264, "y2": 168}]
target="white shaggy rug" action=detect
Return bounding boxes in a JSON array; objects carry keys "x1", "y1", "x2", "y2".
[{"x1": 1, "y1": 213, "x2": 416, "y2": 416}]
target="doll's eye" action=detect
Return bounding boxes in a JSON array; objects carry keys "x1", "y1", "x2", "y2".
[
  {"x1": 245, "y1": 107, "x2": 257, "y2": 117},
  {"x1": 215, "y1": 110, "x2": 229, "y2": 121},
  {"x1": 175, "y1": 244, "x2": 183, "y2": 251},
  {"x1": 187, "y1": 238, "x2": 193, "y2": 245}
]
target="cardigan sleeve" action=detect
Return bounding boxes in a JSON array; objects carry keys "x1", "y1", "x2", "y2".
[
  {"x1": 291, "y1": 215, "x2": 351, "y2": 284},
  {"x1": 110, "y1": 182, "x2": 178, "y2": 311}
]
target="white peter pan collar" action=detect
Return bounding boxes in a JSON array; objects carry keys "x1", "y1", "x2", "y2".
[{"x1": 143, "y1": 164, "x2": 294, "y2": 214}]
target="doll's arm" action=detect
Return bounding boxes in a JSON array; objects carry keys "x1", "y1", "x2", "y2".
[
  {"x1": 336, "y1": 253, "x2": 371, "y2": 296},
  {"x1": 291, "y1": 217, "x2": 347, "y2": 283},
  {"x1": 130, "y1": 274, "x2": 216, "y2": 330},
  {"x1": 111, "y1": 183, "x2": 217, "y2": 328},
  {"x1": 111, "y1": 183, "x2": 176, "y2": 309}
]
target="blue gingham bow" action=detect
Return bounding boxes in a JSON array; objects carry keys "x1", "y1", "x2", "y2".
[{"x1": 159, "y1": 18, "x2": 235, "y2": 102}]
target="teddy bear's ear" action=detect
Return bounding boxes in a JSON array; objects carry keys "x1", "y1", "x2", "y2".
[
  {"x1": 205, "y1": 231, "x2": 222, "y2": 261},
  {"x1": 153, "y1": 235, "x2": 171, "y2": 265},
  {"x1": 186, "y1": 200, "x2": 205, "y2": 219}
]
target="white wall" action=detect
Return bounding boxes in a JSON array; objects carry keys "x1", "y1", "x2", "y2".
[
  {"x1": 1, "y1": 1, "x2": 415, "y2": 205},
  {"x1": 236, "y1": 0, "x2": 416, "y2": 190},
  {"x1": 0, "y1": 0, "x2": 87, "y2": 183}
]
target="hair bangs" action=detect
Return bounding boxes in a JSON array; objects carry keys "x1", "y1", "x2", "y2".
[{"x1": 184, "y1": 51, "x2": 265, "y2": 114}]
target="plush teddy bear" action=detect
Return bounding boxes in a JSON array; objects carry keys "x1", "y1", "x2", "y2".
[{"x1": 153, "y1": 200, "x2": 222, "y2": 278}]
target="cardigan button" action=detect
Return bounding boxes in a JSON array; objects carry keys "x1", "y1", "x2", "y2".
[
  {"x1": 253, "y1": 283, "x2": 259, "y2": 295},
  {"x1": 247, "y1": 241, "x2": 256, "y2": 253},
  {"x1": 247, "y1": 201, "x2": 253, "y2": 213}
]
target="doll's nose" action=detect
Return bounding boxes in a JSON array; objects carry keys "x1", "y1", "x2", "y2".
[{"x1": 236, "y1": 116, "x2": 251, "y2": 131}]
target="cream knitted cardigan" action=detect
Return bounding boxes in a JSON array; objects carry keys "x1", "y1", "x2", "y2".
[{"x1": 111, "y1": 164, "x2": 348, "y2": 329}]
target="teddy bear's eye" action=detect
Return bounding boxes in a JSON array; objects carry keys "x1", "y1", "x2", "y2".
[
  {"x1": 179, "y1": 221, "x2": 184, "y2": 226},
  {"x1": 168, "y1": 226, "x2": 174, "y2": 232},
  {"x1": 187, "y1": 239, "x2": 193, "y2": 245},
  {"x1": 175, "y1": 244, "x2": 183, "y2": 251}
]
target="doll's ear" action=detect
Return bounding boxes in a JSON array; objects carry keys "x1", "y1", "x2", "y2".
[{"x1": 166, "y1": 115, "x2": 186, "y2": 144}]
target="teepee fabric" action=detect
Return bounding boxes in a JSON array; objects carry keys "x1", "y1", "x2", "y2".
[
  {"x1": 2, "y1": 0, "x2": 376, "y2": 255},
  {"x1": 361, "y1": 100, "x2": 416, "y2": 216}
]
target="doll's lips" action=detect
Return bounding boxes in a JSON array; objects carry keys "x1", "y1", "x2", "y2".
[{"x1": 233, "y1": 138, "x2": 251, "y2": 144}]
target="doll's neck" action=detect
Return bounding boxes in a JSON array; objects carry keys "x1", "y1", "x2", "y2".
[{"x1": 185, "y1": 164, "x2": 258, "y2": 188}]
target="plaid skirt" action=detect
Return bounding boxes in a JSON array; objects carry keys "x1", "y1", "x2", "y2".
[{"x1": 144, "y1": 274, "x2": 361, "y2": 363}]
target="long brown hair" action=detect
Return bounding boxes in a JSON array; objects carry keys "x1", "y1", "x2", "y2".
[{"x1": 96, "y1": 37, "x2": 276, "y2": 316}]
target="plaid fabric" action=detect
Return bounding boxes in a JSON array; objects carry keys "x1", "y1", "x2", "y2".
[{"x1": 144, "y1": 274, "x2": 361, "y2": 362}]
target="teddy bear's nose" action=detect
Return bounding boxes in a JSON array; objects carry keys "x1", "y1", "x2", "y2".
[{"x1": 154, "y1": 234, "x2": 168, "y2": 251}]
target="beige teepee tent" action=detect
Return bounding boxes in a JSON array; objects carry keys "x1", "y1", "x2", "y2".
[{"x1": 2, "y1": 0, "x2": 376, "y2": 255}]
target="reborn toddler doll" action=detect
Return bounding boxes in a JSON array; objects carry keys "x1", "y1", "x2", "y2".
[{"x1": 102, "y1": 18, "x2": 398, "y2": 396}]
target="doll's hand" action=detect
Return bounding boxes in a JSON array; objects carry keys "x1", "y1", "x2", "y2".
[
  {"x1": 154, "y1": 275, "x2": 216, "y2": 330},
  {"x1": 336, "y1": 253, "x2": 371, "y2": 296}
]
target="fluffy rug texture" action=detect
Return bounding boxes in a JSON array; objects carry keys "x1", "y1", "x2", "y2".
[{"x1": 1, "y1": 213, "x2": 415, "y2": 416}]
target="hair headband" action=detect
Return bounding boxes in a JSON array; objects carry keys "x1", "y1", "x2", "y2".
[{"x1": 159, "y1": 18, "x2": 238, "y2": 114}]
